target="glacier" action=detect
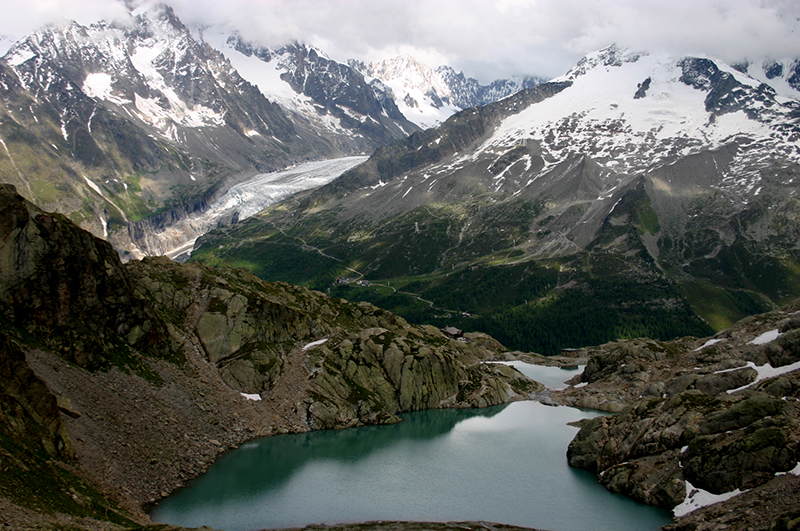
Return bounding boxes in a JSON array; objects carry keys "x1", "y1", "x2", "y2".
[{"x1": 143, "y1": 156, "x2": 369, "y2": 261}]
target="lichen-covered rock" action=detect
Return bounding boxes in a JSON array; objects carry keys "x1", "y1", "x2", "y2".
[
  {"x1": 567, "y1": 384, "x2": 800, "y2": 510},
  {"x1": 129, "y1": 256, "x2": 540, "y2": 430}
]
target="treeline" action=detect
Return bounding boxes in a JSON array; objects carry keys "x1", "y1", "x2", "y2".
[
  {"x1": 472, "y1": 281, "x2": 713, "y2": 355},
  {"x1": 333, "y1": 274, "x2": 714, "y2": 356}
]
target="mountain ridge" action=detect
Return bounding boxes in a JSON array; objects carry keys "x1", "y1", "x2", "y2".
[
  {"x1": 0, "y1": 2, "x2": 552, "y2": 262},
  {"x1": 350, "y1": 54, "x2": 546, "y2": 128},
  {"x1": 191, "y1": 45, "x2": 800, "y2": 353}
]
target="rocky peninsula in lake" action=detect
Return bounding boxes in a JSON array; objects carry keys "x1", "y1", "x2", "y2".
[{"x1": 550, "y1": 305, "x2": 800, "y2": 531}]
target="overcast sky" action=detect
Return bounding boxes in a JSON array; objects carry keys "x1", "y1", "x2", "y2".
[{"x1": 0, "y1": 0, "x2": 798, "y2": 82}]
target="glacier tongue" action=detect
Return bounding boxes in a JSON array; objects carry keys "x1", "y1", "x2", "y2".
[
  {"x1": 209, "y1": 156, "x2": 368, "y2": 222},
  {"x1": 154, "y1": 156, "x2": 367, "y2": 260}
]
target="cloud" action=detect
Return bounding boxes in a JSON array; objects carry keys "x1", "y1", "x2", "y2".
[
  {"x1": 0, "y1": 0, "x2": 130, "y2": 39},
  {"x1": 167, "y1": 0, "x2": 800, "y2": 81},
  {"x1": 1, "y1": 0, "x2": 798, "y2": 82}
]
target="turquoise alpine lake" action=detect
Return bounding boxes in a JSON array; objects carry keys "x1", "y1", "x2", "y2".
[{"x1": 150, "y1": 364, "x2": 674, "y2": 531}]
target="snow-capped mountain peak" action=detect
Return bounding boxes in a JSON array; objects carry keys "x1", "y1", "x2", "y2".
[
  {"x1": 5, "y1": 3, "x2": 232, "y2": 138},
  {"x1": 480, "y1": 48, "x2": 800, "y2": 191},
  {"x1": 351, "y1": 55, "x2": 545, "y2": 129},
  {"x1": 563, "y1": 43, "x2": 644, "y2": 80}
]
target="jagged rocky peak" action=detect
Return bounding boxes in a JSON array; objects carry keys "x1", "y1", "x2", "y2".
[
  {"x1": 4, "y1": 2, "x2": 268, "y2": 137},
  {"x1": 351, "y1": 54, "x2": 545, "y2": 128},
  {"x1": 362, "y1": 55, "x2": 445, "y2": 90},
  {"x1": 208, "y1": 31, "x2": 418, "y2": 142}
]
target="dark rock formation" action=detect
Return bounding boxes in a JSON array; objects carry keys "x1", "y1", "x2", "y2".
[
  {"x1": 0, "y1": 184, "x2": 176, "y2": 369},
  {"x1": 634, "y1": 77, "x2": 651, "y2": 99}
]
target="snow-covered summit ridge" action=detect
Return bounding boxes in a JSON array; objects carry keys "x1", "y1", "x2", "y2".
[
  {"x1": 741, "y1": 58, "x2": 800, "y2": 99},
  {"x1": 483, "y1": 45, "x2": 799, "y2": 170},
  {"x1": 4, "y1": 3, "x2": 231, "y2": 137},
  {"x1": 563, "y1": 44, "x2": 644, "y2": 80},
  {"x1": 352, "y1": 54, "x2": 544, "y2": 129},
  {"x1": 197, "y1": 30, "x2": 417, "y2": 145},
  {"x1": 423, "y1": 44, "x2": 800, "y2": 206}
]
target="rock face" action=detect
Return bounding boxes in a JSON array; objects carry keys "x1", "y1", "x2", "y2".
[
  {"x1": 129, "y1": 256, "x2": 540, "y2": 430},
  {"x1": 553, "y1": 303, "x2": 800, "y2": 529},
  {"x1": 0, "y1": 184, "x2": 537, "y2": 530},
  {"x1": 0, "y1": 184, "x2": 175, "y2": 369}
]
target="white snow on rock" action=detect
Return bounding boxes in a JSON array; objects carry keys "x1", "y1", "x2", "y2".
[
  {"x1": 674, "y1": 480, "x2": 745, "y2": 518},
  {"x1": 82, "y1": 73, "x2": 131, "y2": 105},
  {"x1": 5, "y1": 46, "x2": 35, "y2": 66},
  {"x1": 240, "y1": 393, "x2": 262, "y2": 401},
  {"x1": 302, "y1": 338, "x2": 329, "y2": 351},
  {"x1": 726, "y1": 359, "x2": 800, "y2": 394},
  {"x1": 128, "y1": 41, "x2": 225, "y2": 129},
  {"x1": 454, "y1": 45, "x2": 800, "y2": 206},
  {"x1": 775, "y1": 461, "x2": 800, "y2": 476},
  {"x1": 362, "y1": 55, "x2": 462, "y2": 129},
  {"x1": 694, "y1": 338, "x2": 724, "y2": 351},
  {"x1": 748, "y1": 329, "x2": 781, "y2": 345}
]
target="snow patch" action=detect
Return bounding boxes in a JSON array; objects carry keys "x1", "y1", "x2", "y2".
[
  {"x1": 674, "y1": 480, "x2": 745, "y2": 518},
  {"x1": 775, "y1": 461, "x2": 800, "y2": 476},
  {"x1": 5, "y1": 47, "x2": 35, "y2": 66},
  {"x1": 82, "y1": 175, "x2": 105, "y2": 198},
  {"x1": 726, "y1": 360, "x2": 800, "y2": 394},
  {"x1": 240, "y1": 393, "x2": 262, "y2": 401},
  {"x1": 695, "y1": 338, "x2": 724, "y2": 351},
  {"x1": 303, "y1": 338, "x2": 328, "y2": 351},
  {"x1": 82, "y1": 73, "x2": 130, "y2": 105},
  {"x1": 748, "y1": 329, "x2": 780, "y2": 345},
  {"x1": 99, "y1": 215, "x2": 108, "y2": 239}
]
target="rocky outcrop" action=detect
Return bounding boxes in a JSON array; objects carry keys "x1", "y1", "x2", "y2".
[
  {"x1": 0, "y1": 332, "x2": 73, "y2": 461},
  {"x1": 0, "y1": 185, "x2": 537, "y2": 529},
  {"x1": 129, "y1": 256, "x2": 540, "y2": 430},
  {"x1": 0, "y1": 184, "x2": 177, "y2": 369},
  {"x1": 554, "y1": 303, "x2": 800, "y2": 529}
]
